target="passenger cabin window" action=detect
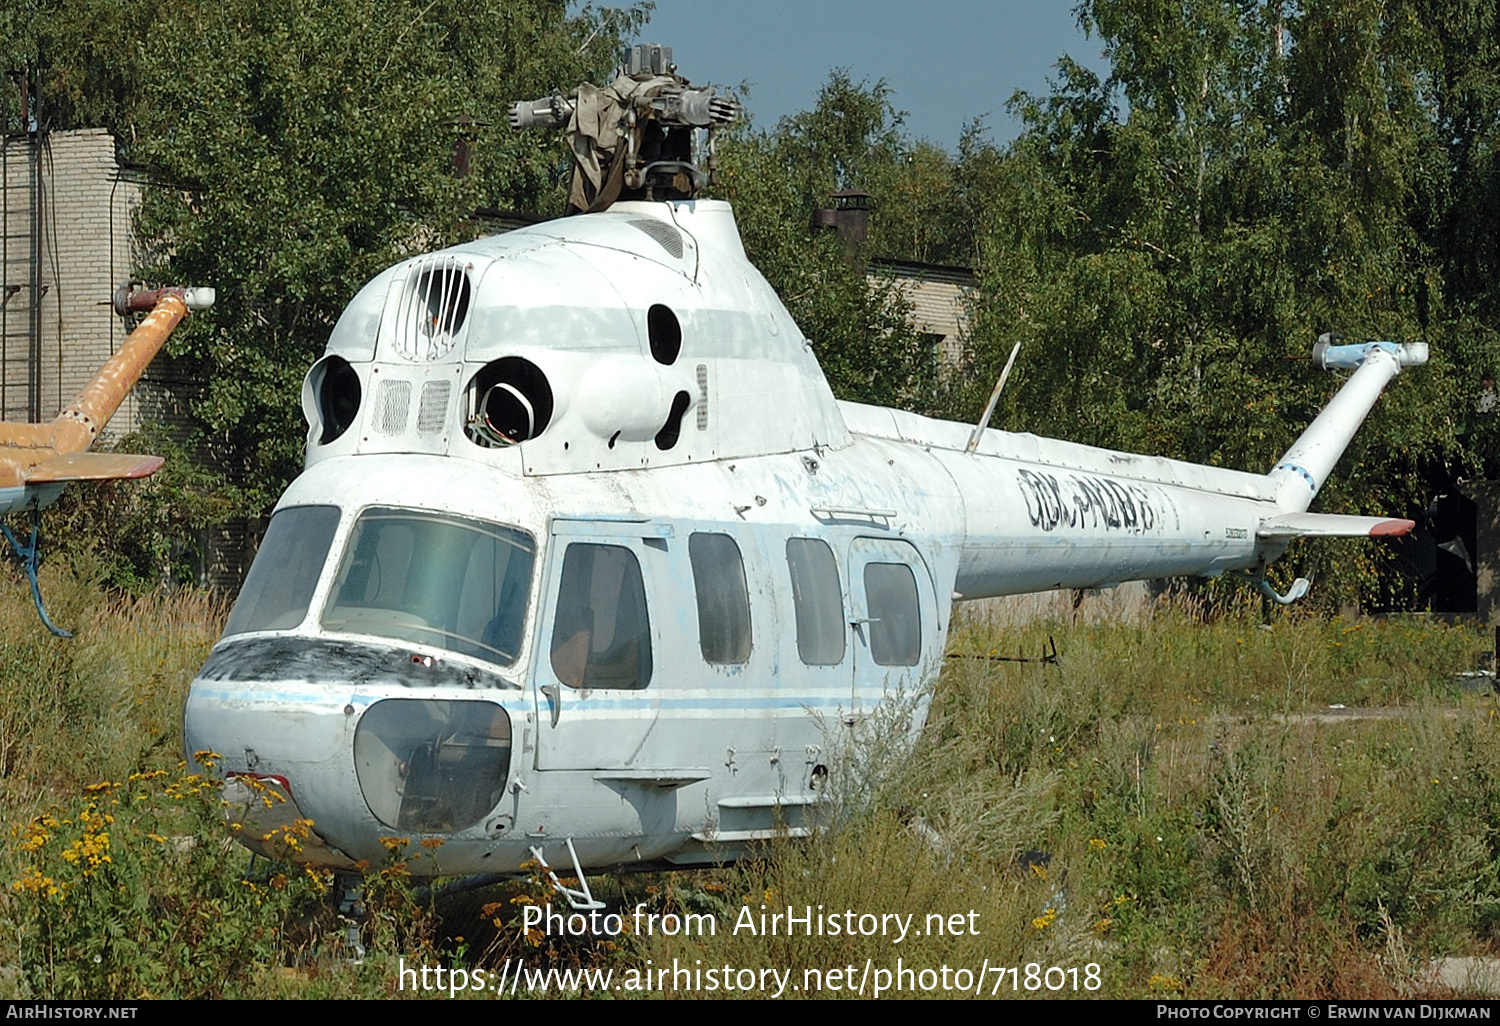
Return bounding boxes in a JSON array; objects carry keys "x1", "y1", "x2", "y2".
[
  {"x1": 550, "y1": 544, "x2": 652, "y2": 689},
  {"x1": 225, "y1": 505, "x2": 341, "y2": 635},
  {"x1": 864, "y1": 562, "x2": 921, "y2": 666},
  {"x1": 689, "y1": 532, "x2": 751, "y2": 664},
  {"x1": 786, "y1": 538, "x2": 845, "y2": 666},
  {"x1": 321, "y1": 508, "x2": 535, "y2": 666}
]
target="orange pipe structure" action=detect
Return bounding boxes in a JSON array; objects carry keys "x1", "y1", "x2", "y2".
[
  {"x1": 0, "y1": 287, "x2": 205, "y2": 488},
  {"x1": 47, "y1": 291, "x2": 188, "y2": 453}
]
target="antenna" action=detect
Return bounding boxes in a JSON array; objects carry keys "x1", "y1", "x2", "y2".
[{"x1": 965, "y1": 342, "x2": 1021, "y2": 454}]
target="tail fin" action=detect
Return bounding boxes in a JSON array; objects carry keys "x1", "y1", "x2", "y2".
[
  {"x1": 1268, "y1": 339, "x2": 1428, "y2": 513},
  {"x1": 0, "y1": 285, "x2": 211, "y2": 636},
  {"x1": 24, "y1": 452, "x2": 164, "y2": 484},
  {"x1": 0, "y1": 285, "x2": 211, "y2": 486}
]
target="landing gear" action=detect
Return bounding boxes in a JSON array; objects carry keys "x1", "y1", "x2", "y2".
[
  {"x1": 2, "y1": 506, "x2": 70, "y2": 637},
  {"x1": 529, "y1": 838, "x2": 605, "y2": 910},
  {"x1": 334, "y1": 871, "x2": 368, "y2": 961}
]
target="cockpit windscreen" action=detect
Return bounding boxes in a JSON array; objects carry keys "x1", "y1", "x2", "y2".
[
  {"x1": 322, "y1": 507, "x2": 535, "y2": 667},
  {"x1": 224, "y1": 505, "x2": 341, "y2": 635}
]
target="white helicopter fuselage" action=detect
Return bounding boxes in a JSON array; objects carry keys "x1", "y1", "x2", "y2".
[{"x1": 182, "y1": 199, "x2": 1420, "y2": 876}]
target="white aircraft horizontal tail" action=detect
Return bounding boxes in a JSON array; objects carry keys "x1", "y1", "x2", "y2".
[{"x1": 1257, "y1": 511, "x2": 1415, "y2": 540}]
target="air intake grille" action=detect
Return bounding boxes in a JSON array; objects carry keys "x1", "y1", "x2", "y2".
[
  {"x1": 628, "y1": 218, "x2": 684, "y2": 259},
  {"x1": 373, "y1": 379, "x2": 412, "y2": 435},
  {"x1": 416, "y1": 380, "x2": 451, "y2": 435},
  {"x1": 696, "y1": 364, "x2": 708, "y2": 430},
  {"x1": 390, "y1": 255, "x2": 473, "y2": 361}
]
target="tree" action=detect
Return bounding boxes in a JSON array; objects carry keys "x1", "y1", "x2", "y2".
[
  {"x1": 945, "y1": 0, "x2": 1500, "y2": 607},
  {"x1": 0, "y1": 0, "x2": 643, "y2": 584}
]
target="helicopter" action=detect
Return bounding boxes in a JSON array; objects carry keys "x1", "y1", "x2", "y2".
[{"x1": 182, "y1": 46, "x2": 1424, "y2": 902}]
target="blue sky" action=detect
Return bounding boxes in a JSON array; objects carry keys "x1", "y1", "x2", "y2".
[{"x1": 623, "y1": 1, "x2": 1113, "y2": 150}]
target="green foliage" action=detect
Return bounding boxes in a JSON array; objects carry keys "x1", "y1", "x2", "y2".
[
  {"x1": 122, "y1": 0, "x2": 641, "y2": 510},
  {"x1": 37, "y1": 428, "x2": 244, "y2": 591},
  {"x1": 0, "y1": 572, "x2": 1497, "y2": 997},
  {"x1": 3, "y1": 0, "x2": 1497, "y2": 604},
  {"x1": 6, "y1": 760, "x2": 328, "y2": 999},
  {"x1": 707, "y1": 10, "x2": 1497, "y2": 613},
  {"x1": 929, "y1": 1, "x2": 1500, "y2": 609},
  {"x1": 944, "y1": 599, "x2": 1500, "y2": 998}
]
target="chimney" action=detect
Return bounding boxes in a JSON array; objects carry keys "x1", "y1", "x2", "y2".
[{"x1": 812, "y1": 189, "x2": 871, "y2": 267}]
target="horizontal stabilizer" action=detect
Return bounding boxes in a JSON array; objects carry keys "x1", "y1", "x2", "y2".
[
  {"x1": 1257, "y1": 512, "x2": 1414, "y2": 540},
  {"x1": 24, "y1": 452, "x2": 165, "y2": 484}
]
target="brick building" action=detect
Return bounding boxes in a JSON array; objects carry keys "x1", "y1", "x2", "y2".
[
  {"x1": 0, "y1": 128, "x2": 247, "y2": 588},
  {"x1": 1, "y1": 128, "x2": 155, "y2": 433},
  {"x1": 868, "y1": 257, "x2": 975, "y2": 371}
]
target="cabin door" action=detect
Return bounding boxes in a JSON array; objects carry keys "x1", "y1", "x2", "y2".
[
  {"x1": 847, "y1": 537, "x2": 940, "y2": 713},
  {"x1": 532, "y1": 519, "x2": 666, "y2": 771}
]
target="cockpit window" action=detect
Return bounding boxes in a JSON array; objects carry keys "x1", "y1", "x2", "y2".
[
  {"x1": 322, "y1": 507, "x2": 535, "y2": 667},
  {"x1": 224, "y1": 505, "x2": 341, "y2": 635}
]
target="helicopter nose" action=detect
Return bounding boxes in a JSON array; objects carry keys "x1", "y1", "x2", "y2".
[
  {"x1": 184, "y1": 646, "x2": 516, "y2": 867},
  {"x1": 184, "y1": 677, "x2": 370, "y2": 861},
  {"x1": 221, "y1": 771, "x2": 359, "y2": 869}
]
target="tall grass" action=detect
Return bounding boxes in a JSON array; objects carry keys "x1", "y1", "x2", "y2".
[
  {"x1": 623, "y1": 599, "x2": 1498, "y2": 999},
  {"x1": 0, "y1": 566, "x2": 1496, "y2": 998}
]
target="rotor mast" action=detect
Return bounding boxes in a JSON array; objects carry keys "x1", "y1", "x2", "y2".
[{"x1": 509, "y1": 44, "x2": 739, "y2": 213}]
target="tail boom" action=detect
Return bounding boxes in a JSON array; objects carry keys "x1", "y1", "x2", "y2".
[{"x1": 840, "y1": 336, "x2": 1427, "y2": 602}]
